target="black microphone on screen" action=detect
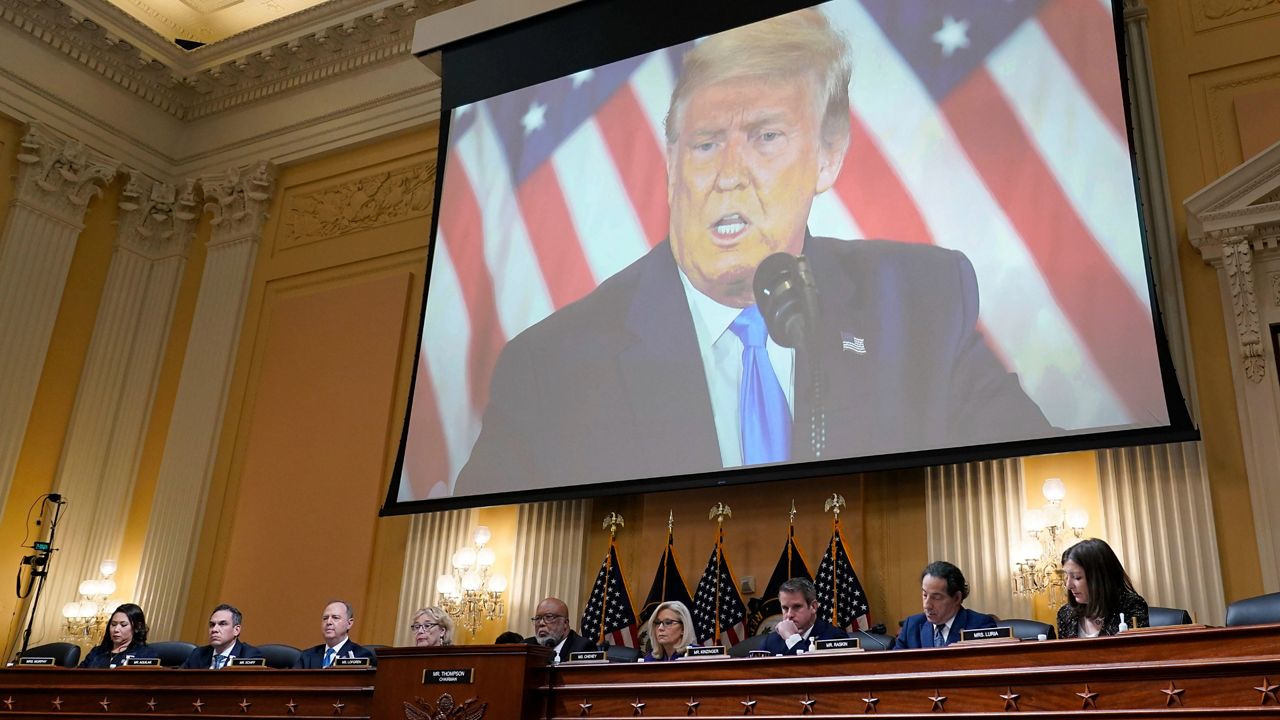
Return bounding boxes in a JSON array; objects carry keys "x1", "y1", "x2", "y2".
[{"x1": 753, "y1": 253, "x2": 820, "y2": 349}]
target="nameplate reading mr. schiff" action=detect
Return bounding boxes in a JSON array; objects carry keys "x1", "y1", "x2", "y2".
[
  {"x1": 813, "y1": 637, "x2": 862, "y2": 652},
  {"x1": 960, "y1": 626, "x2": 1014, "y2": 642},
  {"x1": 331, "y1": 657, "x2": 371, "y2": 668},
  {"x1": 686, "y1": 646, "x2": 727, "y2": 658},
  {"x1": 230, "y1": 657, "x2": 266, "y2": 667},
  {"x1": 423, "y1": 668, "x2": 474, "y2": 684}
]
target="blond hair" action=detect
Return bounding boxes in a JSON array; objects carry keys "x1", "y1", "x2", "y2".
[
  {"x1": 664, "y1": 8, "x2": 852, "y2": 152},
  {"x1": 645, "y1": 601, "x2": 696, "y2": 658},
  {"x1": 412, "y1": 606, "x2": 454, "y2": 646}
]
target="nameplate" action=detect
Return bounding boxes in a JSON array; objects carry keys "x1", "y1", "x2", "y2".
[
  {"x1": 567, "y1": 651, "x2": 606, "y2": 662},
  {"x1": 686, "y1": 646, "x2": 726, "y2": 658},
  {"x1": 16, "y1": 657, "x2": 55, "y2": 666},
  {"x1": 229, "y1": 657, "x2": 266, "y2": 667},
  {"x1": 961, "y1": 626, "x2": 1015, "y2": 642},
  {"x1": 331, "y1": 657, "x2": 370, "y2": 667},
  {"x1": 423, "y1": 668, "x2": 474, "y2": 684},
  {"x1": 746, "y1": 650, "x2": 773, "y2": 658},
  {"x1": 813, "y1": 637, "x2": 862, "y2": 652},
  {"x1": 121, "y1": 657, "x2": 160, "y2": 667}
]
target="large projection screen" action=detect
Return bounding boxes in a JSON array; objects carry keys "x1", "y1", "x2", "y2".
[{"x1": 384, "y1": 0, "x2": 1195, "y2": 513}]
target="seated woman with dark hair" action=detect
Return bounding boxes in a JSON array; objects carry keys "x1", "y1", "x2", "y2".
[
  {"x1": 1056, "y1": 538, "x2": 1149, "y2": 638},
  {"x1": 79, "y1": 603, "x2": 159, "y2": 668},
  {"x1": 644, "y1": 601, "x2": 694, "y2": 662}
]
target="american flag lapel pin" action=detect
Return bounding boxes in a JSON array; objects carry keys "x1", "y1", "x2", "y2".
[{"x1": 841, "y1": 332, "x2": 867, "y2": 355}]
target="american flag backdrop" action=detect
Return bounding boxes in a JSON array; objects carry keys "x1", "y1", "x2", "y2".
[
  {"x1": 580, "y1": 540, "x2": 641, "y2": 648},
  {"x1": 814, "y1": 520, "x2": 871, "y2": 632},
  {"x1": 691, "y1": 527, "x2": 749, "y2": 647},
  {"x1": 400, "y1": 0, "x2": 1167, "y2": 502}
]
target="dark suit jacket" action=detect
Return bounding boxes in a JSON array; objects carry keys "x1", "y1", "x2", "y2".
[
  {"x1": 78, "y1": 642, "x2": 159, "y2": 668},
  {"x1": 180, "y1": 640, "x2": 265, "y2": 669},
  {"x1": 894, "y1": 607, "x2": 997, "y2": 649},
  {"x1": 524, "y1": 629, "x2": 597, "y2": 661},
  {"x1": 458, "y1": 237, "x2": 1051, "y2": 495},
  {"x1": 761, "y1": 619, "x2": 848, "y2": 656},
  {"x1": 291, "y1": 639, "x2": 377, "y2": 668},
  {"x1": 1056, "y1": 587, "x2": 1149, "y2": 638}
]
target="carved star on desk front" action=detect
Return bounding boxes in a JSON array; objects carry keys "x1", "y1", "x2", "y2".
[
  {"x1": 285, "y1": 699, "x2": 298, "y2": 715},
  {"x1": 862, "y1": 692, "x2": 880, "y2": 713},
  {"x1": 3, "y1": 696, "x2": 14, "y2": 710},
  {"x1": 800, "y1": 694, "x2": 816, "y2": 713},
  {"x1": 1257, "y1": 678, "x2": 1280, "y2": 705},
  {"x1": 740, "y1": 697, "x2": 757, "y2": 714},
  {"x1": 578, "y1": 700, "x2": 592, "y2": 716},
  {"x1": 928, "y1": 691, "x2": 947, "y2": 712},
  {"x1": 332, "y1": 699, "x2": 346, "y2": 715},
  {"x1": 51, "y1": 697, "x2": 63, "y2": 710},
  {"x1": 1161, "y1": 682, "x2": 1185, "y2": 707},
  {"x1": 99, "y1": 697, "x2": 112, "y2": 711},
  {"x1": 1076, "y1": 684, "x2": 1099, "y2": 710},
  {"x1": 630, "y1": 698, "x2": 645, "y2": 716},
  {"x1": 1000, "y1": 687, "x2": 1020, "y2": 711},
  {"x1": 239, "y1": 698, "x2": 252, "y2": 713},
  {"x1": 686, "y1": 697, "x2": 699, "y2": 715},
  {"x1": 145, "y1": 697, "x2": 158, "y2": 711},
  {"x1": 192, "y1": 698, "x2": 205, "y2": 713}
]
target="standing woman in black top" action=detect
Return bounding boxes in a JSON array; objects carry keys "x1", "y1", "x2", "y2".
[
  {"x1": 79, "y1": 603, "x2": 159, "y2": 667},
  {"x1": 1056, "y1": 538, "x2": 1149, "y2": 638}
]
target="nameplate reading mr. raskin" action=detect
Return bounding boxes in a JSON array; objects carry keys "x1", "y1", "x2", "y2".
[
  {"x1": 331, "y1": 657, "x2": 370, "y2": 668},
  {"x1": 961, "y1": 627, "x2": 1013, "y2": 641},
  {"x1": 814, "y1": 637, "x2": 862, "y2": 652},
  {"x1": 424, "y1": 668, "x2": 474, "y2": 684},
  {"x1": 686, "y1": 646, "x2": 726, "y2": 658}
]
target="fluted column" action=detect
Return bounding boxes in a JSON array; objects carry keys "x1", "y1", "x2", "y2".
[
  {"x1": 926, "y1": 459, "x2": 1031, "y2": 621},
  {"x1": 508, "y1": 500, "x2": 589, "y2": 627},
  {"x1": 134, "y1": 162, "x2": 276, "y2": 639},
  {"x1": 0, "y1": 124, "x2": 116, "y2": 522},
  {"x1": 27, "y1": 174, "x2": 200, "y2": 643},
  {"x1": 394, "y1": 509, "x2": 476, "y2": 646},
  {"x1": 1097, "y1": 442, "x2": 1226, "y2": 625}
]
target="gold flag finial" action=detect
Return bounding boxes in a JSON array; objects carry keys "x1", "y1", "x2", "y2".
[
  {"x1": 824, "y1": 493, "x2": 845, "y2": 521},
  {"x1": 709, "y1": 502, "x2": 732, "y2": 525},
  {"x1": 667, "y1": 510, "x2": 674, "y2": 533},
  {"x1": 789, "y1": 499, "x2": 797, "y2": 525},
  {"x1": 602, "y1": 512, "x2": 624, "y2": 538}
]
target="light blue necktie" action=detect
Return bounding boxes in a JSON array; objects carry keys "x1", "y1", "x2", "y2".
[
  {"x1": 933, "y1": 624, "x2": 946, "y2": 648},
  {"x1": 730, "y1": 305, "x2": 791, "y2": 464},
  {"x1": 214, "y1": 654, "x2": 228, "y2": 669},
  {"x1": 322, "y1": 647, "x2": 335, "y2": 668}
]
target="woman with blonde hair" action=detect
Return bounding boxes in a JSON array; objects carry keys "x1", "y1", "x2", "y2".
[
  {"x1": 411, "y1": 606, "x2": 454, "y2": 647},
  {"x1": 644, "y1": 601, "x2": 695, "y2": 661}
]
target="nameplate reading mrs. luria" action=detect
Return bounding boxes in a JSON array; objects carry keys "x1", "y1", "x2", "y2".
[
  {"x1": 960, "y1": 626, "x2": 1014, "y2": 642},
  {"x1": 16, "y1": 657, "x2": 55, "y2": 666},
  {"x1": 332, "y1": 657, "x2": 371, "y2": 667},
  {"x1": 230, "y1": 657, "x2": 266, "y2": 667},
  {"x1": 686, "y1": 646, "x2": 727, "y2": 658},
  {"x1": 423, "y1": 668, "x2": 474, "y2": 684},
  {"x1": 814, "y1": 637, "x2": 862, "y2": 652}
]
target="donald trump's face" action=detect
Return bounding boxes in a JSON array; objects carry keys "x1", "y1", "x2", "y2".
[{"x1": 667, "y1": 76, "x2": 844, "y2": 307}]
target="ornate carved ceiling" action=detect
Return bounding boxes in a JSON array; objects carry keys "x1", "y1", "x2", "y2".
[{"x1": 103, "y1": 0, "x2": 333, "y2": 46}]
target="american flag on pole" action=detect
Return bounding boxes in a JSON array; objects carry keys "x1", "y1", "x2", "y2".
[
  {"x1": 815, "y1": 519, "x2": 871, "y2": 632},
  {"x1": 401, "y1": 0, "x2": 1164, "y2": 501},
  {"x1": 691, "y1": 526, "x2": 748, "y2": 647},
  {"x1": 581, "y1": 540, "x2": 640, "y2": 648}
]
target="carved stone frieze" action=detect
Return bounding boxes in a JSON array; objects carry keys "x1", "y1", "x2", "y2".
[
  {"x1": 280, "y1": 162, "x2": 435, "y2": 247},
  {"x1": 1191, "y1": 0, "x2": 1280, "y2": 32},
  {"x1": 1219, "y1": 230, "x2": 1266, "y2": 383},
  {"x1": 14, "y1": 123, "x2": 118, "y2": 226},
  {"x1": 117, "y1": 172, "x2": 201, "y2": 259},
  {"x1": 1271, "y1": 272, "x2": 1280, "y2": 308},
  {"x1": 202, "y1": 161, "x2": 277, "y2": 246}
]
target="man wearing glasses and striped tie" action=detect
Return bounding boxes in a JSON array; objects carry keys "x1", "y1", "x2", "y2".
[{"x1": 524, "y1": 597, "x2": 596, "y2": 664}]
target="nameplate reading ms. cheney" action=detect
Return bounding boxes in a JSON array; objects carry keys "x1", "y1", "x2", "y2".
[{"x1": 423, "y1": 668, "x2": 474, "y2": 684}]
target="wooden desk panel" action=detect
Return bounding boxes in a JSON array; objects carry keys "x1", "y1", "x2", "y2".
[
  {"x1": 371, "y1": 644, "x2": 554, "y2": 720},
  {"x1": 0, "y1": 667, "x2": 373, "y2": 718}
]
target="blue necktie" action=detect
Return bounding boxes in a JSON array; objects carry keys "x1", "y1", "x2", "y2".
[
  {"x1": 322, "y1": 647, "x2": 335, "y2": 668},
  {"x1": 214, "y1": 654, "x2": 228, "y2": 669},
  {"x1": 730, "y1": 305, "x2": 791, "y2": 464},
  {"x1": 933, "y1": 624, "x2": 946, "y2": 648}
]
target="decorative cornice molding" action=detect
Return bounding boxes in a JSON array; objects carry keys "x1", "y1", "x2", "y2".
[
  {"x1": 202, "y1": 161, "x2": 276, "y2": 247},
  {"x1": 117, "y1": 172, "x2": 201, "y2": 259},
  {"x1": 2, "y1": 0, "x2": 464, "y2": 121},
  {"x1": 14, "y1": 122, "x2": 118, "y2": 225}
]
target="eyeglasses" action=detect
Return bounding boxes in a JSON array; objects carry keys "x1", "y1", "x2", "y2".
[
  {"x1": 410, "y1": 623, "x2": 441, "y2": 632},
  {"x1": 530, "y1": 614, "x2": 566, "y2": 625},
  {"x1": 653, "y1": 619, "x2": 683, "y2": 628}
]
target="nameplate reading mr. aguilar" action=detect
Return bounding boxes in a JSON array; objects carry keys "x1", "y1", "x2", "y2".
[
  {"x1": 960, "y1": 626, "x2": 1014, "y2": 641},
  {"x1": 686, "y1": 646, "x2": 726, "y2": 658},
  {"x1": 814, "y1": 637, "x2": 862, "y2": 652},
  {"x1": 424, "y1": 668, "x2": 474, "y2": 684},
  {"x1": 121, "y1": 657, "x2": 161, "y2": 667}
]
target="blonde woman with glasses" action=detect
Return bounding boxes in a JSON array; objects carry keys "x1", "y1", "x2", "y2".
[
  {"x1": 411, "y1": 607, "x2": 454, "y2": 647},
  {"x1": 644, "y1": 601, "x2": 694, "y2": 662}
]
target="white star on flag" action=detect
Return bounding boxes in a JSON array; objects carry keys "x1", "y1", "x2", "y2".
[
  {"x1": 521, "y1": 101, "x2": 548, "y2": 135},
  {"x1": 571, "y1": 69, "x2": 595, "y2": 88},
  {"x1": 932, "y1": 15, "x2": 970, "y2": 57}
]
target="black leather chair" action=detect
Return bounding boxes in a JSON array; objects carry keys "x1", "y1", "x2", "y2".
[
  {"x1": 257, "y1": 643, "x2": 301, "y2": 669},
  {"x1": 149, "y1": 641, "x2": 197, "y2": 667},
  {"x1": 1225, "y1": 591, "x2": 1280, "y2": 627},
  {"x1": 1000, "y1": 619, "x2": 1056, "y2": 641},
  {"x1": 1148, "y1": 606, "x2": 1193, "y2": 627},
  {"x1": 727, "y1": 633, "x2": 767, "y2": 658},
  {"x1": 18, "y1": 642, "x2": 81, "y2": 668}
]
